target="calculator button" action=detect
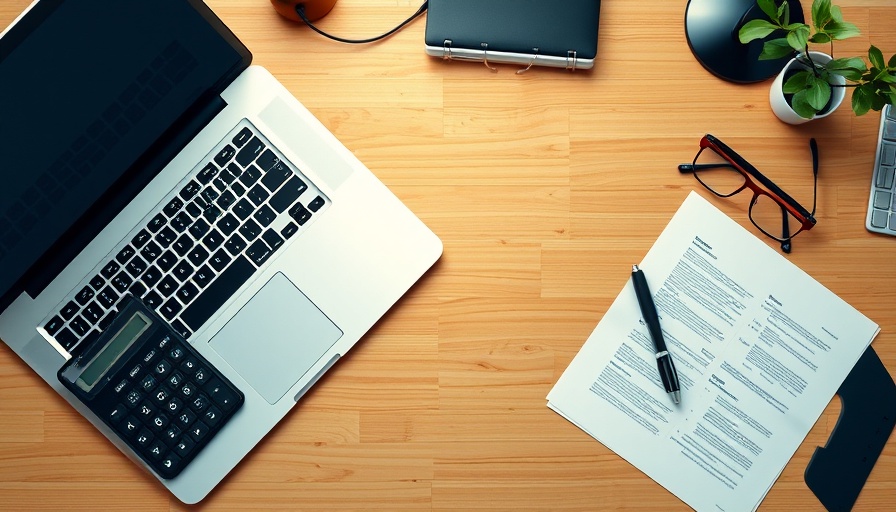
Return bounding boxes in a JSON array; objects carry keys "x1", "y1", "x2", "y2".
[
  {"x1": 190, "y1": 393, "x2": 210, "y2": 412},
  {"x1": 173, "y1": 437, "x2": 195, "y2": 456},
  {"x1": 167, "y1": 371, "x2": 184, "y2": 388},
  {"x1": 187, "y1": 421, "x2": 210, "y2": 442},
  {"x1": 179, "y1": 382, "x2": 197, "y2": 399},
  {"x1": 148, "y1": 440, "x2": 166, "y2": 460},
  {"x1": 136, "y1": 402, "x2": 154, "y2": 419},
  {"x1": 142, "y1": 348, "x2": 158, "y2": 364},
  {"x1": 125, "y1": 390, "x2": 143, "y2": 408},
  {"x1": 119, "y1": 416, "x2": 141, "y2": 438},
  {"x1": 135, "y1": 428, "x2": 153, "y2": 448},
  {"x1": 113, "y1": 379, "x2": 129, "y2": 394},
  {"x1": 206, "y1": 378, "x2": 238, "y2": 411},
  {"x1": 203, "y1": 406, "x2": 223, "y2": 427},
  {"x1": 169, "y1": 346, "x2": 186, "y2": 361},
  {"x1": 180, "y1": 357, "x2": 199, "y2": 372},
  {"x1": 150, "y1": 414, "x2": 170, "y2": 432},
  {"x1": 108, "y1": 404, "x2": 127, "y2": 423},
  {"x1": 139, "y1": 375, "x2": 157, "y2": 391},
  {"x1": 160, "y1": 453, "x2": 181, "y2": 473},
  {"x1": 166, "y1": 397, "x2": 185, "y2": 415},
  {"x1": 176, "y1": 409, "x2": 197, "y2": 428},
  {"x1": 153, "y1": 359, "x2": 173, "y2": 377},
  {"x1": 152, "y1": 387, "x2": 172, "y2": 405},
  {"x1": 163, "y1": 425, "x2": 182, "y2": 444},
  {"x1": 193, "y1": 367, "x2": 209, "y2": 384}
]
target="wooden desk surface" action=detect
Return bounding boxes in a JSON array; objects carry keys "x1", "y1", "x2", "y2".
[{"x1": 2, "y1": 1, "x2": 895, "y2": 510}]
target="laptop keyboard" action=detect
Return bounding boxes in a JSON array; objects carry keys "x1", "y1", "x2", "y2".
[
  {"x1": 41, "y1": 120, "x2": 329, "y2": 355},
  {"x1": 866, "y1": 104, "x2": 896, "y2": 235}
]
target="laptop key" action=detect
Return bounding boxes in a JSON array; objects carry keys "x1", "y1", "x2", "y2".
[
  {"x1": 269, "y1": 176, "x2": 307, "y2": 213},
  {"x1": 180, "y1": 255, "x2": 254, "y2": 331},
  {"x1": 236, "y1": 137, "x2": 265, "y2": 167}
]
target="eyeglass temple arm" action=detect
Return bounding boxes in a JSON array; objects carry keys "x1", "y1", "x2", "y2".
[
  {"x1": 780, "y1": 203, "x2": 792, "y2": 254},
  {"x1": 677, "y1": 163, "x2": 736, "y2": 173},
  {"x1": 707, "y1": 135, "x2": 814, "y2": 220}
]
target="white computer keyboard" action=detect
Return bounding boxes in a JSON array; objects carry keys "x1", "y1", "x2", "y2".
[{"x1": 866, "y1": 104, "x2": 896, "y2": 236}]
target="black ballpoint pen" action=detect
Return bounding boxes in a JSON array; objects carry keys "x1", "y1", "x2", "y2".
[{"x1": 631, "y1": 264, "x2": 681, "y2": 405}]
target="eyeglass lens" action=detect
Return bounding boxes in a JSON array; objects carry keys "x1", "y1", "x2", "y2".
[{"x1": 692, "y1": 147, "x2": 804, "y2": 242}]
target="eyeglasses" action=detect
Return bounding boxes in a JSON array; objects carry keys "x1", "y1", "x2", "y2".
[{"x1": 678, "y1": 134, "x2": 818, "y2": 253}]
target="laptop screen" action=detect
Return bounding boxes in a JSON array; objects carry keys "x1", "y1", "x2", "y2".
[{"x1": 0, "y1": 0, "x2": 250, "y2": 312}]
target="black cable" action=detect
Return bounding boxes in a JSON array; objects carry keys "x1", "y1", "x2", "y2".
[{"x1": 296, "y1": 2, "x2": 428, "y2": 44}]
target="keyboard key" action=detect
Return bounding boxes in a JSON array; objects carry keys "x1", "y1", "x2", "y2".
[
  {"x1": 236, "y1": 136, "x2": 265, "y2": 167},
  {"x1": 232, "y1": 198, "x2": 254, "y2": 220},
  {"x1": 111, "y1": 271, "x2": 133, "y2": 293},
  {"x1": 189, "y1": 218, "x2": 211, "y2": 240},
  {"x1": 156, "y1": 250, "x2": 178, "y2": 272},
  {"x1": 97, "y1": 285, "x2": 120, "y2": 308},
  {"x1": 216, "y1": 212, "x2": 239, "y2": 236},
  {"x1": 188, "y1": 245, "x2": 210, "y2": 267},
  {"x1": 172, "y1": 260, "x2": 193, "y2": 282},
  {"x1": 202, "y1": 229, "x2": 225, "y2": 251},
  {"x1": 308, "y1": 195, "x2": 325, "y2": 212},
  {"x1": 44, "y1": 315, "x2": 64, "y2": 335},
  {"x1": 280, "y1": 222, "x2": 298, "y2": 239},
  {"x1": 253, "y1": 204, "x2": 276, "y2": 226},
  {"x1": 238, "y1": 218, "x2": 261, "y2": 241},
  {"x1": 208, "y1": 249, "x2": 231, "y2": 272},
  {"x1": 60, "y1": 300, "x2": 79, "y2": 320},
  {"x1": 157, "y1": 276, "x2": 178, "y2": 297},
  {"x1": 140, "y1": 240, "x2": 162, "y2": 262},
  {"x1": 239, "y1": 164, "x2": 261, "y2": 187},
  {"x1": 132, "y1": 229, "x2": 152, "y2": 249},
  {"x1": 269, "y1": 176, "x2": 307, "y2": 213},
  {"x1": 246, "y1": 239, "x2": 272, "y2": 266},
  {"x1": 262, "y1": 228, "x2": 284, "y2": 251},
  {"x1": 289, "y1": 203, "x2": 312, "y2": 225},
  {"x1": 232, "y1": 127, "x2": 253, "y2": 148},
  {"x1": 163, "y1": 197, "x2": 184, "y2": 217},
  {"x1": 193, "y1": 265, "x2": 214, "y2": 288},
  {"x1": 180, "y1": 180, "x2": 202, "y2": 201},
  {"x1": 214, "y1": 145, "x2": 236, "y2": 167},
  {"x1": 180, "y1": 255, "x2": 254, "y2": 330},
  {"x1": 261, "y1": 162, "x2": 292, "y2": 192},
  {"x1": 142, "y1": 265, "x2": 163, "y2": 288},
  {"x1": 172, "y1": 234, "x2": 194, "y2": 257},
  {"x1": 147, "y1": 213, "x2": 166, "y2": 232},
  {"x1": 75, "y1": 285, "x2": 95, "y2": 305},
  {"x1": 156, "y1": 226, "x2": 177, "y2": 248},
  {"x1": 196, "y1": 163, "x2": 218, "y2": 184},
  {"x1": 126, "y1": 255, "x2": 148, "y2": 278},
  {"x1": 247, "y1": 183, "x2": 269, "y2": 206},
  {"x1": 101, "y1": 260, "x2": 121, "y2": 279},
  {"x1": 224, "y1": 234, "x2": 247, "y2": 256}
]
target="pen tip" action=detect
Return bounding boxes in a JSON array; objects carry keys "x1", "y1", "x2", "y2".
[
  {"x1": 632, "y1": 264, "x2": 639, "y2": 272},
  {"x1": 671, "y1": 390, "x2": 681, "y2": 404}
]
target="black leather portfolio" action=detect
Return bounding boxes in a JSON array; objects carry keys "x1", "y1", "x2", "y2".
[{"x1": 424, "y1": 0, "x2": 601, "y2": 70}]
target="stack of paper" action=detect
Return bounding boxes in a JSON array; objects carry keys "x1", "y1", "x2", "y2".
[{"x1": 547, "y1": 192, "x2": 880, "y2": 511}]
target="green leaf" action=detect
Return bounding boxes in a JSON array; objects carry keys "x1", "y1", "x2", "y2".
[
  {"x1": 738, "y1": 19, "x2": 780, "y2": 43},
  {"x1": 805, "y1": 75, "x2": 832, "y2": 110},
  {"x1": 869, "y1": 45, "x2": 885, "y2": 70},
  {"x1": 758, "y1": 0, "x2": 780, "y2": 21},
  {"x1": 809, "y1": 33, "x2": 832, "y2": 44},
  {"x1": 830, "y1": 4, "x2": 844, "y2": 22},
  {"x1": 786, "y1": 25, "x2": 810, "y2": 52},
  {"x1": 791, "y1": 90, "x2": 817, "y2": 119},
  {"x1": 827, "y1": 57, "x2": 867, "y2": 81},
  {"x1": 826, "y1": 20, "x2": 861, "y2": 40},
  {"x1": 783, "y1": 71, "x2": 810, "y2": 93},
  {"x1": 889, "y1": 53, "x2": 896, "y2": 68},
  {"x1": 759, "y1": 39, "x2": 796, "y2": 60},
  {"x1": 876, "y1": 71, "x2": 896, "y2": 84},
  {"x1": 852, "y1": 87, "x2": 872, "y2": 115},
  {"x1": 812, "y1": 0, "x2": 832, "y2": 28}
]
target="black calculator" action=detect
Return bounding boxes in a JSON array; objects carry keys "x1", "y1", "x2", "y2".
[{"x1": 58, "y1": 295, "x2": 244, "y2": 479}]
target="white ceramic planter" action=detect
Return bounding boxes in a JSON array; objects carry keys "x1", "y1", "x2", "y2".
[{"x1": 769, "y1": 51, "x2": 846, "y2": 125}]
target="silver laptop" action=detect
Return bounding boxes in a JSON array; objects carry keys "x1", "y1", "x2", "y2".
[{"x1": 0, "y1": 0, "x2": 441, "y2": 503}]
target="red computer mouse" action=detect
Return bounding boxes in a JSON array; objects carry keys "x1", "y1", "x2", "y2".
[{"x1": 270, "y1": 0, "x2": 337, "y2": 22}]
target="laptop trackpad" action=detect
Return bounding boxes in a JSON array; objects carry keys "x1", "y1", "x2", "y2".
[{"x1": 209, "y1": 273, "x2": 343, "y2": 404}]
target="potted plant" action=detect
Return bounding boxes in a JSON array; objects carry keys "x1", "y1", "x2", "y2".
[{"x1": 739, "y1": 0, "x2": 896, "y2": 123}]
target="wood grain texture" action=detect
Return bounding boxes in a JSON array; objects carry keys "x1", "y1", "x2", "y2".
[{"x1": 1, "y1": 0, "x2": 895, "y2": 510}]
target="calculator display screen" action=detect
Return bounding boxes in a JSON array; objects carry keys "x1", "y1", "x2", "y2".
[{"x1": 77, "y1": 312, "x2": 150, "y2": 391}]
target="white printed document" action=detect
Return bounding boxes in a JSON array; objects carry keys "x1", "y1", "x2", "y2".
[{"x1": 547, "y1": 191, "x2": 880, "y2": 512}]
